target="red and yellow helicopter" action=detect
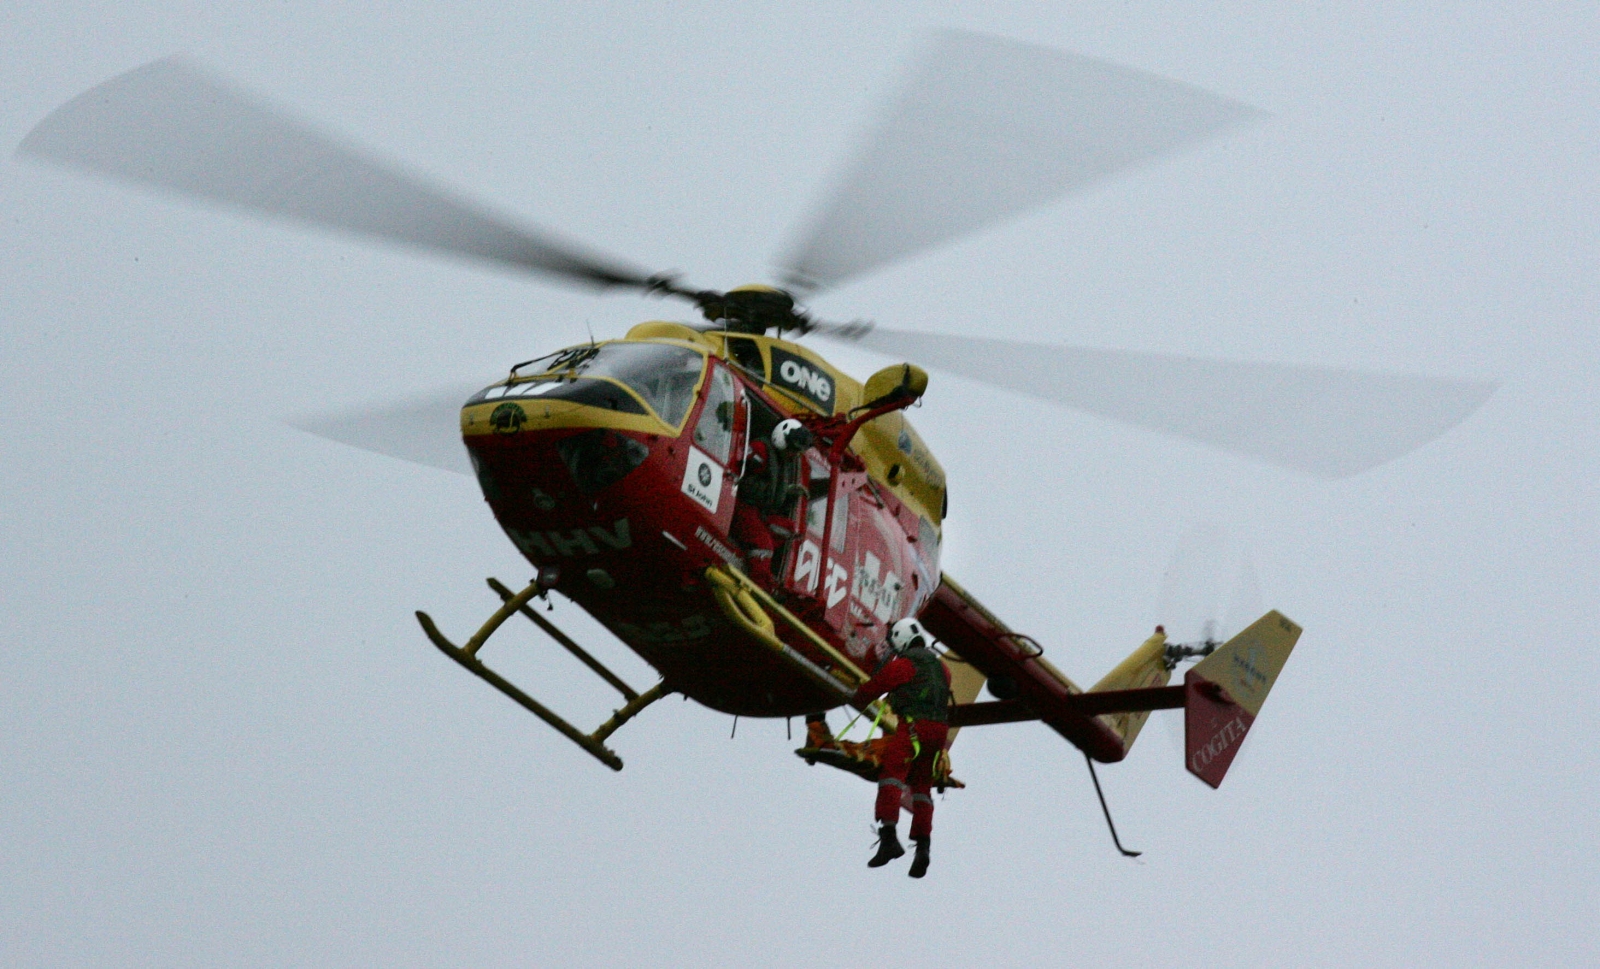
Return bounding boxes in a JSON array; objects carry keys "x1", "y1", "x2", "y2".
[{"x1": 19, "y1": 31, "x2": 1493, "y2": 851}]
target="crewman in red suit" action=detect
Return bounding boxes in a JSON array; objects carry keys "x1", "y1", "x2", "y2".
[
  {"x1": 731, "y1": 420, "x2": 812, "y2": 588},
  {"x1": 730, "y1": 439, "x2": 778, "y2": 585},
  {"x1": 851, "y1": 616, "x2": 952, "y2": 878}
]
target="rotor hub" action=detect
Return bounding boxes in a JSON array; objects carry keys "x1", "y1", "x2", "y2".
[{"x1": 696, "y1": 284, "x2": 803, "y2": 334}]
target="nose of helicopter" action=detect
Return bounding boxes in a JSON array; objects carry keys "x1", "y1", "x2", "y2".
[
  {"x1": 462, "y1": 377, "x2": 657, "y2": 444},
  {"x1": 458, "y1": 368, "x2": 688, "y2": 505}
]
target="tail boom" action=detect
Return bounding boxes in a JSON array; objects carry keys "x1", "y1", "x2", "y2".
[
  {"x1": 919, "y1": 576, "x2": 1132, "y2": 762},
  {"x1": 923, "y1": 575, "x2": 1302, "y2": 789}
]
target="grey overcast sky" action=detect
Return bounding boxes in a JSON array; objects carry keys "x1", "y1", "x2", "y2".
[{"x1": 3, "y1": 3, "x2": 1596, "y2": 967}]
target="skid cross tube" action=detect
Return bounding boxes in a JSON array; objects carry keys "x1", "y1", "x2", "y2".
[
  {"x1": 417, "y1": 579, "x2": 666, "y2": 772},
  {"x1": 487, "y1": 577, "x2": 638, "y2": 700}
]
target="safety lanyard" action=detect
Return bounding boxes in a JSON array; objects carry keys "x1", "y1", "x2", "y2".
[{"x1": 834, "y1": 699, "x2": 888, "y2": 743}]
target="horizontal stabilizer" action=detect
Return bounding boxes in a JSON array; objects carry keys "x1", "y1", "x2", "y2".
[{"x1": 1087, "y1": 627, "x2": 1172, "y2": 754}]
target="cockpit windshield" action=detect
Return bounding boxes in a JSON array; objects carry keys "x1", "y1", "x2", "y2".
[
  {"x1": 548, "y1": 343, "x2": 705, "y2": 426},
  {"x1": 473, "y1": 342, "x2": 707, "y2": 426}
]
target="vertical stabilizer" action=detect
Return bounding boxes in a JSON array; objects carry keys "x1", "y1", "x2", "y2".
[{"x1": 1185, "y1": 610, "x2": 1301, "y2": 788}]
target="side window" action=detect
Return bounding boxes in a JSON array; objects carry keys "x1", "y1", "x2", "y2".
[
  {"x1": 805, "y1": 454, "x2": 830, "y2": 537},
  {"x1": 726, "y1": 337, "x2": 765, "y2": 379},
  {"x1": 829, "y1": 490, "x2": 850, "y2": 553},
  {"x1": 692, "y1": 363, "x2": 737, "y2": 464}
]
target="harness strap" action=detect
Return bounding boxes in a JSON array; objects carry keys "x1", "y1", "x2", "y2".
[
  {"x1": 869, "y1": 699, "x2": 887, "y2": 740},
  {"x1": 830, "y1": 694, "x2": 888, "y2": 745},
  {"x1": 904, "y1": 714, "x2": 921, "y2": 760}
]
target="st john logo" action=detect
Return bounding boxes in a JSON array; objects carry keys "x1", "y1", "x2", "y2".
[{"x1": 682, "y1": 447, "x2": 723, "y2": 512}]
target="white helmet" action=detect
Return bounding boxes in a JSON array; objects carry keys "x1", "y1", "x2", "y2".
[
  {"x1": 771, "y1": 418, "x2": 813, "y2": 453},
  {"x1": 888, "y1": 617, "x2": 929, "y2": 653}
]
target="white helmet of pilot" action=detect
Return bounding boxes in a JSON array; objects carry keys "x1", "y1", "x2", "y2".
[
  {"x1": 888, "y1": 617, "x2": 931, "y2": 654},
  {"x1": 771, "y1": 418, "x2": 814, "y2": 453}
]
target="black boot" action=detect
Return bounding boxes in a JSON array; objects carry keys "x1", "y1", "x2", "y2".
[
  {"x1": 867, "y1": 822, "x2": 905, "y2": 868},
  {"x1": 908, "y1": 836, "x2": 931, "y2": 878}
]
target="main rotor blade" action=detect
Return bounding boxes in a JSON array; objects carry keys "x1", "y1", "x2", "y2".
[
  {"x1": 19, "y1": 57, "x2": 657, "y2": 289},
  {"x1": 776, "y1": 31, "x2": 1262, "y2": 292},
  {"x1": 289, "y1": 384, "x2": 478, "y2": 477},
  {"x1": 821, "y1": 327, "x2": 1495, "y2": 478}
]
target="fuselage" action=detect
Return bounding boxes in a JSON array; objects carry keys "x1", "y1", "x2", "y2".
[{"x1": 460, "y1": 322, "x2": 948, "y2": 717}]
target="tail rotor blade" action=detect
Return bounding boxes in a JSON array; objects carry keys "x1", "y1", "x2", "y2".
[
  {"x1": 1156, "y1": 522, "x2": 1232, "y2": 644},
  {"x1": 1221, "y1": 553, "x2": 1263, "y2": 641},
  {"x1": 776, "y1": 30, "x2": 1262, "y2": 291},
  {"x1": 19, "y1": 57, "x2": 658, "y2": 290},
  {"x1": 819, "y1": 326, "x2": 1495, "y2": 478}
]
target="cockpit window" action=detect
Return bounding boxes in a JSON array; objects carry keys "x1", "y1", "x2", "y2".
[
  {"x1": 476, "y1": 342, "x2": 706, "y2": 426},
  {"x1": 554, "y1": 343, "x2": 705, "y2": 426},
  {"x1": 725, "y1": 336, "x2": 765, "y2": 379},
  {"x1": 692, "y1": 363, "x2": 737, "y2": 464}
]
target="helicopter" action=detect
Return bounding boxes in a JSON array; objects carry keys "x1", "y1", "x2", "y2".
[{"x1": 18, "y1": 30, "x2": 1493, "y2": 849}]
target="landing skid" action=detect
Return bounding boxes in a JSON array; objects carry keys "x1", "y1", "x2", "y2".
[{"x1": 417, "y1": 577, "x2": 667, "y2": 771}]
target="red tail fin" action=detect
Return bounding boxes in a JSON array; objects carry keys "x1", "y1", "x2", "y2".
[{"x1": 1184, "y1": 611, "x2": 1301, "y2": 788}]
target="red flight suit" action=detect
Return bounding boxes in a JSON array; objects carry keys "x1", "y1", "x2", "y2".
[
  {"x1": 851, "y1": 653, "x2": 951, "y2": 839},
  {"x1": 731, "y1": 439, "x2": 793, "y2": 588},
  {"x1": 730, "y1": 502, "x2": 777, "y2": 586}
]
